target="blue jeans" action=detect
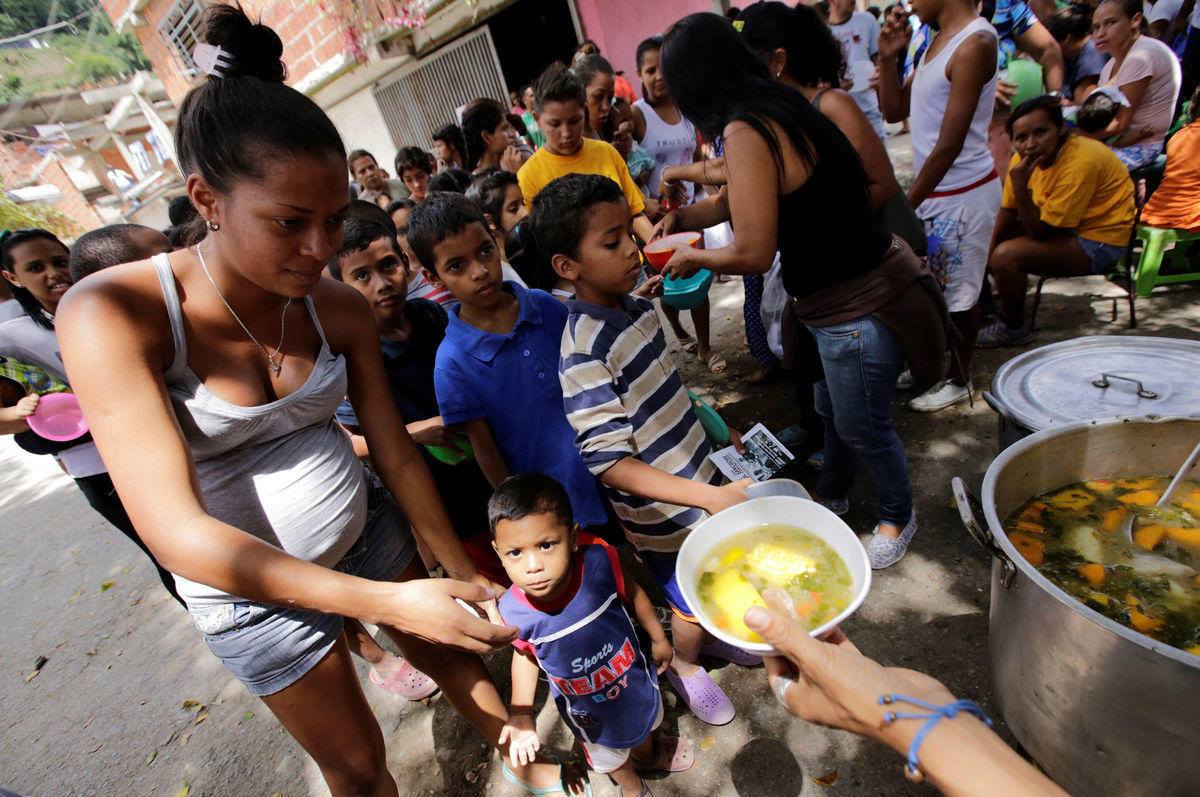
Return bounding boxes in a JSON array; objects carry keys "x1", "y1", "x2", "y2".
[{"x1": 809, "y1": 316, "x2": 913, "y2": 526}]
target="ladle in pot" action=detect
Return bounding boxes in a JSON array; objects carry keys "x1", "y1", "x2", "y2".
[{"x1": 1119, "y1": 438, "x2": 1200, "y2": 545}]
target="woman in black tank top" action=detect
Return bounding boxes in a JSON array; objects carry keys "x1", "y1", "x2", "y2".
[{"x1": 651, "y1": 12, "x2": 949, "y2": 571}]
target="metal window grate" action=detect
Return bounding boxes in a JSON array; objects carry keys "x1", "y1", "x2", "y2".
[
  {"x1": 373, "y1": 27, "x2": 508, "y2": 153},
  {"x1": 157, "y1": 0, "x2": 204, "y2": 73}
]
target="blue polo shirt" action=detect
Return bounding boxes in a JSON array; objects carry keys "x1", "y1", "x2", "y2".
[{"x1": 433, "y1": 281, "x2": 609, "y2": 529}]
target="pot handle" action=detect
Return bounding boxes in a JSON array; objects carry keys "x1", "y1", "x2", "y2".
[
  {"x1": 981, "y1": 390, "x2": 1011, "y2": 423},
  {"x1": 951, "y1": 476, "x2": 1017, "y2": 589}
]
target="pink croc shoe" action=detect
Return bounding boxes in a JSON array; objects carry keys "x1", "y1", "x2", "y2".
[
  {"x1": 665, "y1": 667, "x2": 735, "y2": 726},
  {"x1": 368, "y1": 658, "x2": 438, "y2": 701}
]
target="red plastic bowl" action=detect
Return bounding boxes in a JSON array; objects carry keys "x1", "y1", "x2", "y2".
[
  {"x1": 27, "y1": 392, "x2": 89, "y2": 442},
  {"x1": 644, "y1": 231, "x2": 702, "y2": 270}
]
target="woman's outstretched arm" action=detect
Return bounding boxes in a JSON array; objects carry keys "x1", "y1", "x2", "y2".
[{"x1": 56, "y1": 266, "x2": 514, "y2": 653}]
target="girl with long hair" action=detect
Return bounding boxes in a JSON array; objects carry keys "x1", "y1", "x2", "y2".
[{"x1": 655, "y1": 13, "x2": 949, "y2": 569}]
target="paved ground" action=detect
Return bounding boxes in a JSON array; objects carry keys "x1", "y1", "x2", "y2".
[{"x1": 2, "y1": 132, "x2": 1198, "y2": 796}]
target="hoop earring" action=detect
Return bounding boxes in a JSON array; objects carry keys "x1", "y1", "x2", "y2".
[{"x1": 207, "y1": 220, "x2": 220, "y2": 231}]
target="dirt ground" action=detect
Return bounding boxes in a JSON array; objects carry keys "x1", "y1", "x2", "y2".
[{"x1": 2, "y1": 133, "x2": 1198, "y2": 796}]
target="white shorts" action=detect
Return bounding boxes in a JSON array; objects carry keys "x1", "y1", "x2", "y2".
[
  {"x1": 579, "y1": 697, "x2": 663, "y2": 774},
  {"x1": 917, "y1": 177, "x2": 1002, "y2": 313}
]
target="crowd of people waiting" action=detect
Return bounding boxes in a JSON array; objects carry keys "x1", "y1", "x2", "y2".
[{"x1": 3, "y1": 0, "x2": 1199, "y2": 794}]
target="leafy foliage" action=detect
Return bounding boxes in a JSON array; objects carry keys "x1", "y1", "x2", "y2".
[{"x1": 0, "y1": 182, "x2": 81, "y2": 240}]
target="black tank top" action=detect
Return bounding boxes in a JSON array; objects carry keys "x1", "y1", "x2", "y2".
[{"x1": 777, "y1": 149, "x2": 894, "y2": 300}]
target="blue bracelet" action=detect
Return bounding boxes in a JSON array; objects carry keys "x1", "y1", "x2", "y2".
[{"x1": 878, "y1": 694, "x2": 992, "y2": 783}]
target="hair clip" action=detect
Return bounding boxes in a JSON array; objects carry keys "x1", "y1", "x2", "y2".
[{"x1": 193, "y1": 42, "x2": 234, "y2": 77}]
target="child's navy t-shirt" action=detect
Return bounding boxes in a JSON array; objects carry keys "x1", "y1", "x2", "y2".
[
  {"x1": 498, "y1": 536, "x2": 660, "y2": 749},
  {"x1": 336, "y1": 298, "x2": 492, "y2": 541},
  {"x1": 433, "y1": 282, "x2": 609, "y2": 530}
]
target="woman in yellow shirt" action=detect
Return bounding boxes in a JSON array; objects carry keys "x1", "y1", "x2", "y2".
[{"x1": 978, "y1": 95, "x2": 1135, "y2": 347}]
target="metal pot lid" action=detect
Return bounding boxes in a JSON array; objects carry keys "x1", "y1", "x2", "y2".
[{"x1": 989, "y1": 335, "x2": 1200, "y2": 432}]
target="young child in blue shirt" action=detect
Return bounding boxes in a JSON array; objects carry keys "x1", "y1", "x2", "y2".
[
  {"x1": 408, "y1": 192, "x2": 614, "y2": 539},
  {"x1": 492, "y1": 473, "x2": 694, "y2": 797},
  {"x1": 527, "y1": 174, "x2": 755, "y2": 727}
]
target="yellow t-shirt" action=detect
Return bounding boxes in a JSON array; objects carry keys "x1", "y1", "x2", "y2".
[
  {"x1": 517, "y1": 137, "x2": 646, "y2": 215},
  {"x1": 1001, "y1": 135, "x2": 1135, "y2": 247}
]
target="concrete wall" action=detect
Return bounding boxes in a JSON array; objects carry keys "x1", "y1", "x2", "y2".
[
  {"x1": 574, "y1": 0, "x2": 719, "y2": 80},
  {"x1": 325, "y1": 87, "x2": 399, "y2": 175}
]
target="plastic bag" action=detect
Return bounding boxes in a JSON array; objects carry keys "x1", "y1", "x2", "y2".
[{"x1": 759, "y1": 252, "x2": 788, "y2": 359}]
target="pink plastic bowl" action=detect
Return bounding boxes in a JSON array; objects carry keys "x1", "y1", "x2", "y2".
[{"x1": 27, "y1": 392, "x2": 89, "y2": 442}]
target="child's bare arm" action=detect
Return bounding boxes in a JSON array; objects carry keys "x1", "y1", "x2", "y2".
[
  {"x1": 0, "y1": 394, "x2": 38, "y2": 434},
  {"x1": 509, "y1": 648, "x2": 541, "y2": 714},
  {"x1": 877, "y1": 18, "x2": 914, "y2": 122},
  {"x1": 907, "y1": 32, "x2": 997, "y2": 208},
  {"x1": 601, "y1": 458, "x2": 750, "y2": 516},
  {"x1": 627, "y1": 578, "x2": 672, "y2": 673},
  {"x1": 662, "y1": 157, "x2": 727, "y2": 188},
  {"x1": 338, "y1": 422, "x2": 371, "y2": 459},
  {"x1": 499, "y1": 648, "x2": 543, "y2": 767},
  {"x1": 464, "y1": 417, "x2": 511, "y2": 488}
]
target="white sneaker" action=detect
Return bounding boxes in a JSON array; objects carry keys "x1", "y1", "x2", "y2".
[
  {"x1": 896, "y1": 369, "x2": 915, "y2": 390},
  {"x1": 908, "y1": 380, "x2": 972, "y2": 412},
  {"x1": 907, "y1": 381, "x2": 974, "y2": 412}
]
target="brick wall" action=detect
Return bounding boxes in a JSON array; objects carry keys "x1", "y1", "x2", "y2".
[
  {"x1": 101, "y1": 0, "x2": 366, "y2": 106},
  {"x1": 0, "y1": 141, "x2": 105, "y2": 233}
]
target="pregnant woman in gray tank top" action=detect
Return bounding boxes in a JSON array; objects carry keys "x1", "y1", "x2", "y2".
[{"x1": 55, "y1": 6, "x2": 587, "y2": 796}]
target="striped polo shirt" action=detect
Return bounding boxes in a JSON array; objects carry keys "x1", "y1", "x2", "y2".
[{"x1": 559, "y1": 294, "x2": 721, "y2": 552}]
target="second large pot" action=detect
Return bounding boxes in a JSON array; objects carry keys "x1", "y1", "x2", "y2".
[
  {"x1": 984, "y1": 335, "x2": 1200, "y2": 450},
  {"x1": 955, "y1": 416, "x2": 1200, "y2": 796}
]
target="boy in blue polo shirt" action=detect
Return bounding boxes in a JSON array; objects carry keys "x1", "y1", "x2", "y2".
[
  {"x1": 408, "y1": 192, "x2": 612, "y2": 536},
  {"x1": 529, "y1": 174, "x2": 754, "y2": 727}
]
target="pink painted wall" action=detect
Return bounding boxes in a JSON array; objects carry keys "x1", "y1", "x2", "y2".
[{"x1": 574, "y1": 0, "x2": 718, "y2": 82}]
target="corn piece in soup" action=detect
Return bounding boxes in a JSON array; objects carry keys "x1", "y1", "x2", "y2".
[{"x1": 695, "y1": 524, "x2": 854, "y2": 641}]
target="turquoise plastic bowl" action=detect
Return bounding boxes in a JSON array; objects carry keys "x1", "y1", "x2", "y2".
[{"x1": 662, "y1": 269, "x2": 713, "y2": 310}]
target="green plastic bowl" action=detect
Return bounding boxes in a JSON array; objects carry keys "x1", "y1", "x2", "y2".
[
  {"x1": 663, "y1": 269, "x2": 714, "y2": 310},
  {"x1": 425, "y1": 439, "x2": 475, "y2": 465},
  {"x1": 1006, "y1": 59, "x2": 1044, "y2": 111},
  {"x1": 687, "y1": 390, "x2": 729, "y2": 447}
]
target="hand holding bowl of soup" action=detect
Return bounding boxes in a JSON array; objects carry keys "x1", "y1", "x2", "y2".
[{"x1": 676, "y1": 482, "x2": 872, "y2": 654}]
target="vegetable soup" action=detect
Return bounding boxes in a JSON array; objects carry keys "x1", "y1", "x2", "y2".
[
  {"x1": 694, "y1": 524, "x2": 853, "y2": 643},
  {"x1": 1005, "y1": 477, "x2": 1200, "y2": 655}
]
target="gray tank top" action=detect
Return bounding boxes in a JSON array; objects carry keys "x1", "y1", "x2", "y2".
[{"x1": 152, "y1": 254, "x2": 368, "y2": 607}]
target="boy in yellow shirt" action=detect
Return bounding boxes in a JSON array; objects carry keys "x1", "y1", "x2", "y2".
[
  {"x1": 979, "y1": 96, "x2": 1135, "y2": 347},
  {"x1": 518, "y1": 63, "x2": 656, "y2": 244}
]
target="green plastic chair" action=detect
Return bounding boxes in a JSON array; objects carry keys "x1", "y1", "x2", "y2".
[{"x1": 1132, "y1": 225, "x2": 1200, "y2": 298}]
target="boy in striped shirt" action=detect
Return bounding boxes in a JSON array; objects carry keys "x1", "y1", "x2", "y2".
[{"x1": 527, "y1": 173, "x2": 754, "y2": 727}]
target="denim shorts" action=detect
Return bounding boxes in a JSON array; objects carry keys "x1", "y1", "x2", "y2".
[
  {"x1": 1078, "y1": 236, "x2": 1128, "y2": 275},
  {"x1": 188, "y1": 481, "x2": 418, "y2": 696}
]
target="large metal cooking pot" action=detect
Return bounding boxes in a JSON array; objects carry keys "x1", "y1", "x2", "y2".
[
  {"x1": 953, "y1": 415, "x2": 1200, "y2": 797},
  {"x1": 984, "y1": 335, "x2": 1200, "y2": 450}
]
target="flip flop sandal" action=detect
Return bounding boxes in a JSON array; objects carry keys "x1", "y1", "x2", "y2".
[
  {"x1": 701, "y1": 353, "x2": 727, "y2": 374},
  {"x1": 632, "y1": 735, "x2": 695, "y2": 773},
  {"x1": 502, "y1": 755, "x2": 592, "y2": 797},
  {"x1": 368, "y1": 659, "x2": 438, "y2": 701},
  {"x1": 676, "y1": 334, "x2": 699, "y2": 354},
  {"x1": 665, "y1": 668, "x2": 735, "y2": 725}
]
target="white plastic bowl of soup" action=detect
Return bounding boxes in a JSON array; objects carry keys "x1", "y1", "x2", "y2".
[{"x1": 676, "y1": 493, "x2": 872, "y2": 654}]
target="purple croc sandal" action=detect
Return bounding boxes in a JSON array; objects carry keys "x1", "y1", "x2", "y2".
[
  {"x1": 665, "y1": 667, "x2": 735, "y2": 726},
  {"x1": 699, "y1": 637, "x2": 762, "y2": 667}
]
